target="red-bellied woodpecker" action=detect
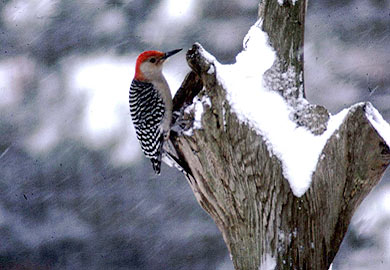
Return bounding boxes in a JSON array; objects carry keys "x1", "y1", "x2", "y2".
[{"x1": 129, "y1": 49, "x2": 182, "y2": 174}]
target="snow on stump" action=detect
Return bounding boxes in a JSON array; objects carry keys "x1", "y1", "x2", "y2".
[{"x1": 169, "y1": 1, "x2": 390, "y2": 270}]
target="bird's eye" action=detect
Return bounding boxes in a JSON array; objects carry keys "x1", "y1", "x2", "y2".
[{"x1": 150, "y1": 58, "x2": 156, "y2": 63}]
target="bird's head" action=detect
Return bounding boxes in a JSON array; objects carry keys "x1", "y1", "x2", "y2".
[{"x1": 134, "y1": 49, "x2": 182, "y2": 81}]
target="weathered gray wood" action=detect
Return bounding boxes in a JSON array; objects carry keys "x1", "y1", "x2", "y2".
[{"x1": 167, "y1": 1, "x2": 390, "y2": 269}]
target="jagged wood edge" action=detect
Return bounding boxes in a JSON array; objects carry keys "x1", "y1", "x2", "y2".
[{"x1": 171, "y1": 43, "x2": 390, "y2": 270}]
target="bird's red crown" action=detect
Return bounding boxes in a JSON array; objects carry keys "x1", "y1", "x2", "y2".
[{"x1": 134, "y1": 50, "x2": 164, "y2": 81}]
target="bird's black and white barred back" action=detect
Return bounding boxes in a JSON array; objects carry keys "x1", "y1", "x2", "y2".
[{"x1": 129, "y1": 79, "x2": 166, "y2": 174}]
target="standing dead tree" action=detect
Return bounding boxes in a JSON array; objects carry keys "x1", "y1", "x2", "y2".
[{"x1": 166, "y1": 0, "x2": 390, "y2": 269}]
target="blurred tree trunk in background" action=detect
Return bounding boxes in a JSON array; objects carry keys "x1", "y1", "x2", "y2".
[{"x1": 169, "y1": 0, "x2": 390, "y2": 269}]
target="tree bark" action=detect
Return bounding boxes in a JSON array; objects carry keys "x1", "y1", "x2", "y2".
[{"x1": 167, "y1": 1, "x2": 390, "y2": 269}]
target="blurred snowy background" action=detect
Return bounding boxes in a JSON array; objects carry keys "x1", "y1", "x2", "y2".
[{"x1": 0, "y1": 0, "x2": 389, "y2": 269}]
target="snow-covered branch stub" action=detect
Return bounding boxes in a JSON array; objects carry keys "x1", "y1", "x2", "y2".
[{"x1": 183, "y1": 19, "x2": 390, "y2": 198}]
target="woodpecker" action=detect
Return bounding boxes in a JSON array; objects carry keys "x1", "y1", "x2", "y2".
[{"x1": 129, "y1": 48, "x2": 182, "y2": 174}]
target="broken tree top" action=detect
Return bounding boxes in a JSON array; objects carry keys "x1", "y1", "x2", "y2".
[{"x1": 184, "y1": 20, "x2": 390, "y2": 197}]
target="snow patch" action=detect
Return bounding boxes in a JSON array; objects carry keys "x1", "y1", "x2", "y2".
[
  {"x1": 193, "y1": 99, "x2": 204, "y2": 129},
  {"x1": 209, "y1": 20, "x2": 348, "y2": 197},
  {"x1": 222, "y1": 104, "x2": 227, "y2": 131},
  {"x1": 198, "y1": 44, "x2": 217, "y2": 63},
  {"x1": 207, "y1": 64, "x2": 215, "y2": 74},
  {"x1": 194, "y1": 95, "x2": 211, "y2": 129},
  {"x1": 184, "y1": 95, "x2": 211, "y2": 134},
  {"x1": 259, "y1": 254, "x2": 276, "y2": 270},
  {"x1": 183, "y1": 128, "x2": 193, "y2": 136},
  {"x1": 277, "y1": 0, "x2": 298, "y2": 5},
  {"x1": 365, "y1": 102, "x2": 390, "y2": 146}
]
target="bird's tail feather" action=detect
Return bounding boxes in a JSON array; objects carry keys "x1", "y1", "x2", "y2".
[
  {"x1": 151, "y1": 157, "x2": 161, "y2": 175},
  {"x1": 162, "y1": 140, "x2": 193, "y2": 180}
]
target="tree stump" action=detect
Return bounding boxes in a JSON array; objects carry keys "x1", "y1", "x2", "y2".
[{"x1": 166, "y1": 0, "x2": 390, "y2": 269}]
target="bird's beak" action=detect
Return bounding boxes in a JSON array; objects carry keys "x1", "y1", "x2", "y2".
[{"x1": 161, "y1": 48, "x2": 182, "y2": 60}]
